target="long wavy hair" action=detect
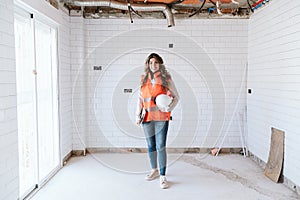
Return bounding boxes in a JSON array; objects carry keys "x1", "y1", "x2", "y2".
[{"x1": 141, "y1": 53, "x2": 171, "y2": 90}]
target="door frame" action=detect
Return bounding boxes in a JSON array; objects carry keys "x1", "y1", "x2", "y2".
[{"x1": 14, "y1": 3, "x2": 61, "y2": 200}]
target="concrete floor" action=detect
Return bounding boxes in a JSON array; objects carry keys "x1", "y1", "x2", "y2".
[{"x1": 30, "y1": 153, "x2": 300, "y2": 200}]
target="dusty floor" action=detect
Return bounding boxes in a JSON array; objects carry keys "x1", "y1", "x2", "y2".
[{"x1": 30, "y1": 153, "x2": 300, "y2": 200}]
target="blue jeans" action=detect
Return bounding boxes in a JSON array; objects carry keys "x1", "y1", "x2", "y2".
[{"x1": 142, "y1": 121, "x2": 169, "y2": 176}]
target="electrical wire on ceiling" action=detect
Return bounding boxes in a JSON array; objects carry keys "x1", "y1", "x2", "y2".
[
  {"x1": 126, "y1": 0, "x2": 142, "y2": 23},
  {"x1": 59, "y1": 0, "x2": 272, "y2": 27},
  {"x1": 189, "y1": 0, "x2": 206, "y2": 17}
]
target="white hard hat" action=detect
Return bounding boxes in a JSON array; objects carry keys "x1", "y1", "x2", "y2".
[{"x1": 156, "y1": 94, "x2": 172, "y2": 109}]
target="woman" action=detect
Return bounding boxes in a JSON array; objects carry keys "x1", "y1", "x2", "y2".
[{"x1": 136, "y1": 53, "x2": 179, "y2": 189}]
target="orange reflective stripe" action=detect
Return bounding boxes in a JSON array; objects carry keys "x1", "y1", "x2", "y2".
[
  {"x1": 143, "y1": 97, "x2": 155, "y2": 103},
  {"x1": 146, "y1": 107, "x2": 160, "y2": 112}
]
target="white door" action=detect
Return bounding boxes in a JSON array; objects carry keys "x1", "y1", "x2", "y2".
[
  {"x1": 34, "y1": 20, "x2": 60, "y2": 183},
  {"x1": 14, "y1": 8, "x2": 60, "y2": 199},
  {"x1": 14, "y1": 10, "x2": 38, "y2": 198}
]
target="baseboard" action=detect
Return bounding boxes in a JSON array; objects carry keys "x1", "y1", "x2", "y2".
[
  {"x1": 248, "y1": 151, "x2": 267, "y2": 169},
  {"x1": 248, "y1": 151, "x2": 300, "y2": 196},
  {"x1": 283, "y1": 177, "x2": 300, "y2": 196},
  {"x1": 86, "y1": 147, "x2": 243, "y2": 154},
  {"x1": 72, "y1": 149, "x2": 87, "y2": 156},
  {"x1": 62, "y1": 151, "x2": 72, "y2": 166}
]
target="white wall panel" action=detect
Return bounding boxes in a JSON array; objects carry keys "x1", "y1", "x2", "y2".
[
  {"x1": 0, "y1": 0, "x2": 19, "y2": 199},
  {"x1": 248, "y1": 0, "x2": 300, "y2": 188},
  {"x1": 70, "y1": 18, "x2": 248, "y2": 149},
  {"x1": 58, "y1": 11, "x2": 72, "y2": 159}
]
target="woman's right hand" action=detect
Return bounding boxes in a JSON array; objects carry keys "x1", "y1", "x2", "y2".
[{"x1": 136, "y1": 119, "x2": 142, "y2": 127}]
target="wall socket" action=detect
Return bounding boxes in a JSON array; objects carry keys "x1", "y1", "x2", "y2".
[
  {"x1": 94, "y1": 66, "x2": 102, "y2": 70},
  {"x1": 124, "y1": 89, "x2": 132, "y2": 93}
]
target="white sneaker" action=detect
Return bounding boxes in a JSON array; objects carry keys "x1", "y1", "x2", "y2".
[
  {"x1": 145, "y1": 169, "x2": 159, "y2": 181},
  {"x1": 160, "y1": 176, "x2": 169, "y2": 189}
]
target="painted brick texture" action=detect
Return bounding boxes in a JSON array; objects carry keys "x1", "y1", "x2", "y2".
[
  {"x1": 248, "y1": 0, "x2": 300, "y2": 187},
  {"x1": 58, "y1": 11, "x2": 72, "y2": 159},
  {"x1": 0, "y1": 0, "x2": 19, "y2": 199},
  {"x1": 70, "y1": 18, "x2": 248, "y2": 150},
  {"x1": 1, "y1": 0, "x2": 299, "y2": 196}
]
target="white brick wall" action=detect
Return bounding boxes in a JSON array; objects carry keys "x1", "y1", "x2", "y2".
[
  {"x1": 248, "y1": 0, "x2": 300, "y2": 187},
  {"x1": 70, "y1": 18, "x2": 248, "y2": 149},
  {"x1": 70, "y1": 17, "x2": 88, "y2": 151},
  {"x1": 0, "y1": 0, "x2": 19, "y2": 199},
  {"x1": 0, "y1": 1, "x2": 72, "y2": 197},
  {"x1": 3, "y1": 0, "x2": 299, "y2": 195},
  {"x1": 58, "y1": 11, "x2": 72, "y2": 159}
]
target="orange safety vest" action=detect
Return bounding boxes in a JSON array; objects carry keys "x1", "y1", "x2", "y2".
[{"x1": 140, "y1": 72, "x2": 171, "y2": 122}]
